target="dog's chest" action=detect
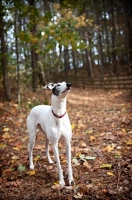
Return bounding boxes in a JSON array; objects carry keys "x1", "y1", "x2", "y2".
[{"x1": 47, "y1": 118, "x2": 66, "y2": 142}]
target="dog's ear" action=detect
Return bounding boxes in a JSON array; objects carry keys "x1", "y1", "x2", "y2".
[{"x1": 44, "y1": 83, "x2": 56, "y2": 90}]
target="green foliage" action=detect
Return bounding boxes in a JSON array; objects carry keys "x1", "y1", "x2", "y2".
[
  {"x1": 44, "y1": 98, "x2": 49, "y2": 105},
  {"x1": 18, "y1": 165, "x2": 26, "y2": 172},
  {"x1": 28, "y1": 99, "x2": 41, "y2": 109}
]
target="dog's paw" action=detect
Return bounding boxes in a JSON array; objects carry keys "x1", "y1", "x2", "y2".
[
  {"x1": 68, "y1": 175, "x2": 74, "y2": 186},
  {"x1": 59, "y1": 180, "x2": 65, "y2": 187},
  {"x1": 49, "y1": 159, "x2": 54, "y2": 164},
  {"x1": 30, "y1": 165, "x2": 34, "y2": 170}
]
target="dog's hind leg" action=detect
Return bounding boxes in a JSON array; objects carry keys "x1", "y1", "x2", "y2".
[
  {"x1": 45, "y1": 139, "x2": 54, "y2": 164},
  {"x1": 52, "y1": 143, "x2": 65, "y2": 187},
  {"x1": 27, "y1": 116, "x2": 36, "y2": 170},
  {"x1": 66, "y1": 142, "x2": 74, "y2": 185}
]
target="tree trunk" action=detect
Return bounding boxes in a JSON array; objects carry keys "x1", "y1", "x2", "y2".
[
  {"x1": 102, "y1": 0, "x2": 112, "y2": 75},
  {"x1": 0, "y1": 2, "x2": 11, "y2": 101},
  {"x1": 64, "y1": 47, "x2": 69, "y2": 75},
  {"x1": 93, "y1": 1, "x2": 104, "y2": 76},
  {"x1": 85, "y1": 48, "x2": 93, "y2": 77},
  {"x1": 72, "y1": 49, "x2": 77, "y2": 76},
  {"x1": 15, "y1": 9, "x2": 20, "y2": 104},
  {"x1": 82, "y1": 28, "x2": 93, "y2": 77},
  {"x1": 111, "y1": 0, "x2": 116, "y2": 74},
  {"x1": 28, "y1": 0, "x2": 38, "y2": 92},
  {"x1": 124, "y1": 0, "x2": 132, "y2": 74}
]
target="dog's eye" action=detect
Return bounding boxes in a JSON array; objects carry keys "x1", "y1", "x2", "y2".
[{"x1": 57, "y1": 84, "x2": 60, "y2": 87}]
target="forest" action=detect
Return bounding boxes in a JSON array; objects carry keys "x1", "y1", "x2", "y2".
[
  {"x1": 0, "y1": 0, "x2": 132, "y2": 101},
  {"x1": 0, "y1": 1, "x2": 132, "y2": 199}
]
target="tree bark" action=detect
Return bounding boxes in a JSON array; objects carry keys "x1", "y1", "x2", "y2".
[
  {"x1": 28, "y1": 0, "x2": 38, "y2": 92},
  {"x1": 111, "y1": 0, "x2": 116, "y2": 74},
  {"x1": 0, "y1": 2, "x2": 11, "y2": 101},
  {"x1": 72, "y1": 49, "x2": 77, "y2": 76},
  {"x1": 102, "y1": 0, "x2": 112, "y2": 75},
  {"x1": 64, "y1": 47, "x2": 70, "y2": 75},
  {"x1": 15, "y1": 9, "x2": 20, "y2": 104}
]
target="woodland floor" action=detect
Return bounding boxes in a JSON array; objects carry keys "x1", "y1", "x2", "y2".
[{"x1": 0, "y1": 88, "x2": 132, "y2": 200}]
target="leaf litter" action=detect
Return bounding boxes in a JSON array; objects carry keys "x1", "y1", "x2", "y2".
[{"x1": 0, "y1": 88, "x2": 132, "y2": 199}]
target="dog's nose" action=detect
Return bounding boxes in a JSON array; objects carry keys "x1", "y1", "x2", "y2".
[{"x1": 67, "y1": 83, "x2": 72, "y2": 88}]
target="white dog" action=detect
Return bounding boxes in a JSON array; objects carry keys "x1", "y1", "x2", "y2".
[{"x1": 27, "y1": 82, "x2": 73, "y2": 187}]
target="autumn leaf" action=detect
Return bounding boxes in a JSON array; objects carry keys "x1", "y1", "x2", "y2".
[
  {"x1": 71, "y1": 123, "x2": 75, "y2": 130},
  {"x1": 0, "y1": 143, "x2": 7, "y2": 149},
  {"x1": 2, "y1": 132, "x2": 10, "y2": 139},
  {"x1": 126, "y1": 139, "x2": 132, "y2": 145},
  {"x1": 34, "y1": 155, "x2": 41, "y2": 161},
  {"x1": 62, "y1": 159, "x2": 67, "y2": 163},
  {"x1": 83, "y1": 161, "x2": 91, "y2": 169},
  {"x1": 90, "y1": 136, "x2": 96, "y2": 141},
  {"x1": 81, "y1": 142, "x2": 87, "y2": 147},
  {"x1": 54, "y1": 180, "x2": 59, "y2": 185},
  {"x1": 107, "y1": 172, "x2": 115, "y2": 176},
  {"x1": 26, "y1": 170, "x2": 36, "y2": 176},
  {"x1": 100, "y1": 164, "x2": 112, "y2": 169},
  {"x1": 3, "y1": 168, "x2": 15, "y2": 175},
  {"x1": 86, "y1": 129, "x2": 93, "y2": 134},
  {"x1": 51, "y1": 184, "x2": 60, "y2": 189},
  {"x1": 74, "y1": 193, "x2": 83, "y2": 199},
  {"x1": 103, "y1": 145, "x2": 114, "y2": 152},
  {"x1": 11, "y1": 155, "x2": 19, "y2": 164},
  {"x1": 2, "y1": 127, "x2": 9, "y2": 132}
]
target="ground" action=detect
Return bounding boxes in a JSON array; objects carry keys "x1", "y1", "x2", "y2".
[{"x1": 0, "y1": 88, "x2": 132, "y2": 200}]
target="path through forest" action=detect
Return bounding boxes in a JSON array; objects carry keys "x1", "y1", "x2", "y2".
[{"x1": 0, "y1": 88, "x2": 132, "y2": 199}]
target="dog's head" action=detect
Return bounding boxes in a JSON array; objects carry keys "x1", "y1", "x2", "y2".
[{"x1": 44, "y1": 81, "x2": 72, "y2": 96}]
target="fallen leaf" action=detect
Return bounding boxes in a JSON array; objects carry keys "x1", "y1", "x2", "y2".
[
  {"x1": 62, "y1": 159, "x2": 67, "y2": 163},
  {"x1": 71, "y1": 124, "x2": 75, "y2": 130},
  {"x1": 103, "y1": 145, "x2": 114, "y2": 152},
  {"x1": 74, "y1": 192, "x2": 83, "y2": 199},
  {"x1": 90, "y1": 136, "x2": 96, "y2": 141},
  {"x1": 3, "y1": 168, "x2": 15, "y2": 174},
  {"x1": 51, "y1": 184, "x2": 60, "y2": 189},
  {"x1": 122, "y1": 128, "x2": 126, "y2": 133},
  {"x1": 86, "y1": 129, "x2": 93, "y2": 134},
  {"x1": 100, "y1": 164, "x2": 112, "y2": 169},
  {"x1": 0, "y1": 143, "x2": 7, "y2": 148},
  {"x1": 54, "y1": 180, "x2": 59, "y2": 185},
  {"x1": 18, "y1": 165, "x2": 26, "y2": 172},
  {"x1": 72, "y1": 157, "x2": 79, "y2": 165},
  {"x1": 126, "y1": 139, "x2": 132, "y2": 145},
  {"x1": 2, "y1": 127, "x2": 9, "y2": 132},
  {"x1": 107, "y1": 172, "x2": 115, "y2": 176},
  {"x1": 2, "y1": 132, "x2": 10, "y2": 139},
  {"x1": 65, "y1": 186, "x2": 73, "y2": 190},
  {"x1": 26, "y1": 170, "x2": 36, "y2": 176},
  {"x1": 83, "y1": 161, "x2": 91, "y2": 169},
  {"x1": 81, "y1": 142, "x2": 87, "y2": 147},
  {"x1": 79, "y1": 154, "x2": 86, "y2": 161},
  {"x1": 85, "y1": 156, "x2": 96, "y2": 160},
  {"x1": 34, "y1": 155, "x2": 41, "y2": 161}
]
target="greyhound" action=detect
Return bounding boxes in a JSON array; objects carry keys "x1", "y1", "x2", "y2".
[{"x1": 27, "y1": 81, "x2": 73, "y2": 187}]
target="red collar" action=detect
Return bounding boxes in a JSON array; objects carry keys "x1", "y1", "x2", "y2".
[{"x1": 52, "y1": 110, "x2": 66, "y2": 118}]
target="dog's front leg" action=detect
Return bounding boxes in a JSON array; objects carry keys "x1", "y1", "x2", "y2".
[
  {"x1": 45, "y1": 139, "x2": 54, "y2": 164},
  {"x1": 66, "y1": 142, "x2": 74, "y2": 185},
  {"x1": 52, "y1": 143, "x2": 65, "y2": 187}
]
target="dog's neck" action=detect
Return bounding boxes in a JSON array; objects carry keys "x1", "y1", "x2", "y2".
[{"x1": 51, "y1": 94, "x2": 67, "y2": 117}]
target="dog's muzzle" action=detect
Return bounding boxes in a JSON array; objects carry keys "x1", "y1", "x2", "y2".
[{"x1": 62, "y1": 83, "x2": 72, "y2": 93}]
